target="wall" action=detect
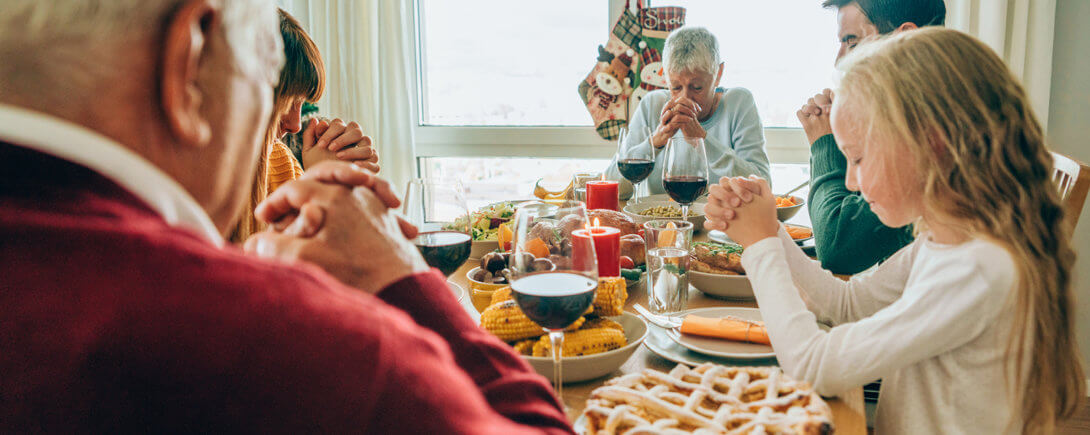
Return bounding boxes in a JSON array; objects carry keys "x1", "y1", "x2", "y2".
[{"x1": 1048, "y1": 0, "x2": 1090, "y2": 372}]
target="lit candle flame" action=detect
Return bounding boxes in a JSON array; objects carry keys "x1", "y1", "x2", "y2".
[
  {"x1": 593, "y1": 217, "x2": 601, "y2": 228},
  {"x1": 600, "y1": 173, "x2": 606, "y2": 181}
]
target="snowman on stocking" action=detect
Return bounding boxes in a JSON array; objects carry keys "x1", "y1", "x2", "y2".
[{"x1": 631, "y1": 43, "x2": 667, "y2": 114}]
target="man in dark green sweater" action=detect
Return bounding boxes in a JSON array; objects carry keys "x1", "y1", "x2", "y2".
[{"x1": 800, "y1": 0, "x2": 946, "y2": 274}]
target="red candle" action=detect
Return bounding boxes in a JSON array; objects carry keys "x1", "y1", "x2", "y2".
[
  {"x1": 585, "y1": 180, "x2": 619, "y2": 211},
  {"x1": 571, "y1": 221, "x2": 621, "y2": 277}
]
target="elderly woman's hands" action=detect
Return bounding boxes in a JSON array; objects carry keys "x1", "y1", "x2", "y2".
[
  {"x1": 244, "y1": 162, "x2": 429, "y2": 294},
  {"x1": 705, "y1": 176, "x2": 780, "y2": 247},
  {"x1": 300, "y1": 118, "x2": 380, "y2": 173},
  {"x1": 653, "y1": 97, "x2": 706, "y2": 148}
]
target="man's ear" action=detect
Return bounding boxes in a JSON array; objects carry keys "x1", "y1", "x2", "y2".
[
  {"x1": 714, "y1": 62, "x2": 724, "y2": 86},
  {"x1": 161, "y1": 0, "x2": 215, "y2": 148},
  {"x1": 897, "y1": 22, "x2": 919, "y2": 32}
]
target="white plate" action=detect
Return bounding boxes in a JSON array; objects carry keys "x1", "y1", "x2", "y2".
[
  {"x1": 448, "y1": 281, "x2": 466, "y2": 303},
  {"x1": 664, "y1": 307, "x2": 775, "y2": 359},
  {"x1": 709, "y1": 228, "x2": 813, "y2": 246},
  {"x1": 643, "y1": 319, "x2": 778, "y2": 367}
]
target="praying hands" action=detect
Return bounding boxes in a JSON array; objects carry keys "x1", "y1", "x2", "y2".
[{"x1": 704, "y1": 175, "x2": 781, "y2": 247}]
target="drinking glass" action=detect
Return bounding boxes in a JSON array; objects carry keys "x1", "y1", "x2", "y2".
[
  {"x1": 644, "y1": 220, "x2": 693, "y2": 314},
  {"x1": 402, "y1": 178, "x2": 472, "y2": 277},
  {"x1": 508, "y1": 200, "x2": 598, "y2": 400},
  {"x1": 615, "y1": 127, "x2": 655, "y2": 204},
  {"x1": 662, "y1": 137, "x2": 709, "y2": 219},
  {"x1": 571, "y1": 172, "x2": 600, "y2": 203}
]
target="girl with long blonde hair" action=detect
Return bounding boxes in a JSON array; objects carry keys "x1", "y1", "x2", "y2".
[{"x1": 704, "y1": 27, "x2": 1082, "y2": 434}]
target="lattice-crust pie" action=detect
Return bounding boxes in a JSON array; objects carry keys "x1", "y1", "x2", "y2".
[{"x1": 582, "y1": 363, "x2": 834, "y2": 434}]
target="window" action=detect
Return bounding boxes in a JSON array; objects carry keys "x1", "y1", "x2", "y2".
[
  {"x1": 414, "y1": 0, "x2": 838, "y2": 166},
  {"x1": 418, "y1": 0, "x2": 606, "y2": 126}
]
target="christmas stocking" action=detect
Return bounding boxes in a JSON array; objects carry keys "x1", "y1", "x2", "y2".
[
  {"x1": 629, "y1": 5, "x2": 685, "y2": 118},
  {"x1": 578, "y1": 1, "x2": 685, "y2": 140}
]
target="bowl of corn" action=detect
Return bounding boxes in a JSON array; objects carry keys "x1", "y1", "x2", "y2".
[
  {"x1": 622, "y1": 200, "x2": 706, "y2": 232},
  {"x1": 477, "y1": 277, "x2": 646, "y2": 383}
]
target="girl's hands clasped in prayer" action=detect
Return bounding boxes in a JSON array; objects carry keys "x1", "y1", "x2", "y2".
[
  {"x1": 704, "y1": 175, "x2": 780, "y2": 247},
  {"x1": 300, "y1": 118, "x2": 380, "y2": 172}
]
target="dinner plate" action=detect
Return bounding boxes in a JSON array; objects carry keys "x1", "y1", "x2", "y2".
[
  {"x1": 643, "y1": 319, "x2": 778, "y2": 367},
  {"x1": 709, "y1": 228, "x2": 813, "y2": 246},
  {"x1": 664, "y1": 307, "x2": 775, "y2": 359},
  {"x1": 448, "y1": 281, "x2": 467, "y2": 303}
]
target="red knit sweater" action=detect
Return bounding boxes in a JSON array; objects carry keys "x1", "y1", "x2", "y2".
[{"x1": 0, "y1": 143, "x2": 572, "y2": 434}]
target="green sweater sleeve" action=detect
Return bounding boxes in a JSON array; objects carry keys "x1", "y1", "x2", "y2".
[{"x1": 808, "y1": 134, "x2": 914, "y2": 274}]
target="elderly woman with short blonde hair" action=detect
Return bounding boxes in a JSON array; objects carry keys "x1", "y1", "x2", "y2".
[{"x1": 606, "y1": 26, "x2": 771, "y2": 197}]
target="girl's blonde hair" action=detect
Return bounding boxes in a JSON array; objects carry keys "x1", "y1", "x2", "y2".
[{"x1": 836, "y1": 27, "x2": 1083, "y2": 433}]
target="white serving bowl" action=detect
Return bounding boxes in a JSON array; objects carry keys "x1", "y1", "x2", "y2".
[
  {"x1": 688, "y1": 270, "x2": 754, "y2": 301},
  {"x1": 523, "y1": 312, "x2": 648, "y2": 384},
  {"x1": 622, "y1": 201, "x2": 706, "y2": 232}
]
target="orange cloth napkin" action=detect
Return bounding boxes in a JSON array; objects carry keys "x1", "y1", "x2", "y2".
[{"x1": 679, "y1": 315, "x2": 771, "y2": 345}]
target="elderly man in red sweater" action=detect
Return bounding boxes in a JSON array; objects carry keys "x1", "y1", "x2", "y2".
[{"x1": 0, "y1": 0, "x2": 571, "y2": 433}]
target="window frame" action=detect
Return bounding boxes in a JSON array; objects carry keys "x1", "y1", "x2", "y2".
[{"x1": 411, "y1": 0, "x2": 812, "y2": 168}]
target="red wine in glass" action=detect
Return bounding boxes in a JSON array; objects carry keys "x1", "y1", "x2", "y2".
[
  {"x1": 413, "y1": 231, "x2": 472, "y2": 277},
  {"x1": 510, "y1": 271, "x2": 597, "y2": 330},
  {"x1": 663, "y1": 175, "x2": 708, "y2": 205},
  {"x1": 617, "y1": 158, "x2": 654, "y2": 184}
]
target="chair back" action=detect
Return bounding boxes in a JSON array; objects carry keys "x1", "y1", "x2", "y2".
[{"x1": 1052, "y1": 151, "x2": 1090, "y2": 232}]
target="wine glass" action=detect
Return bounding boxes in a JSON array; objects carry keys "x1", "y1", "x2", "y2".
[
  {"x1": 508, "y1": 200, "x2": 598, "y2": 401},
  {"x1": 615, "y1": 127, "x2": 655, "y2": 204},
  {"x1": 662, "y1": 137, "x2": 709, "y2": 219},
  {"x1": 402, "y1": 178, "x2": 472, "y2": 277}
]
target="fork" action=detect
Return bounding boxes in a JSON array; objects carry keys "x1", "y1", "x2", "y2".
[{"x1": 633, "y1": 304, "x2": 683, "y2": 329}]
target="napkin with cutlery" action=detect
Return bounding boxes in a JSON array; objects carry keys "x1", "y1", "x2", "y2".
[{"x1": 679, "y1": 315, "x2": 770, "y2": 345}]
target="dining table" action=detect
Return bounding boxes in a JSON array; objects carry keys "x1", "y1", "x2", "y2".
[{"x1": 448, "y1": 199, "x2": 867, "y2": 434}]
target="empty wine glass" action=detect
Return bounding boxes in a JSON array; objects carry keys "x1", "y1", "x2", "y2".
[
  {"x1": 615, "y1": 127, "x2": 655, "y2": 204},
  {"x1": 508, "y1": 201, "x2": 597, "y2": 401},
  {"x1": 402, "y1": 178, "x2": 472, "y2": 277},
  {"x1": 662, "y1": 137, "x2": 709, "y2": 219}
]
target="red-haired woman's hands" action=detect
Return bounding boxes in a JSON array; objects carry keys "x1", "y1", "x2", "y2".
[{"x1": 302, "y1": 118, "x2": 380, "y2": 172}]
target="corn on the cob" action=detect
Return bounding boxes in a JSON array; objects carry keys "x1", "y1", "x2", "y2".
[
  {"x1": 593, "y1": 277, "x2": 627, "y2": 317},
  {"x1": 480, "y1": 300, "x2": 547, "y2": 341},
  {"x1": 512, "y1": 338, "x2": 536, "y2": 356},
  {"x1": 582, "y1": 317, "x2": 624, "y2": 332},
  {"x1": 481, "y1": 300, "x2": 586, "y2": 341},
  {"x1": 490, "y1": 286, "x2": 513, "y2": 306},
  {"x1": 531, "y1": 327, "x2": 627, "y2": 357}
]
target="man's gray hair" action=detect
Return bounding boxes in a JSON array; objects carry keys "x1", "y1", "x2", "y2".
[
  {"x1": 0, "y1": 0, "x2": 280, "y2": 103},
  {"x1": 663, "y1": 26, "x2": 721, "y2": 77}
]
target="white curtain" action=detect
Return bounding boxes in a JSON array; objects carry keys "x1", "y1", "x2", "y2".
[
  {"x1": 277, "y1": 0, "x2": 418, "y2": 192},
  {"x1": 946, "y1": 0, "x2": 1057, "y2": 129}
]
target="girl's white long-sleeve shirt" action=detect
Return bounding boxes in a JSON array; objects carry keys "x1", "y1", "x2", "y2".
[
  {"x1": 603, "y1": 88, "x2": 772, "y2": 195},
  {"x1": 741, "y1": 228, "x2": 1023, "y2": 434}
]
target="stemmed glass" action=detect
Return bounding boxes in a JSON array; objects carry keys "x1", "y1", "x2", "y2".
[
  {"x1": 402, "y1": 178, "x2": 472, "y2": 277},
  {"x1": 662, "y1": 137, "x2": 709, "y2": 219},
  {"x1": 508, "y1": 200, "x2": 598, "y2": 401},
  {"x1": 615, "y1": 127, "x2": 655, "y2": 204}
]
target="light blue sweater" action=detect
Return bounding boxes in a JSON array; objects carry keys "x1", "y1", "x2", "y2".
[{"x1": 604, "y1": 88, "x2": 771, "y2": 196}]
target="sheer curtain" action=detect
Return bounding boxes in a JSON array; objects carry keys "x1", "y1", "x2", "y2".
[
  {"x1": 946, "y1": 0, "x2": 1057, "y2": 128},
  {"x1": 277, "y1": 0, "x2": 418, "y2": 192}
]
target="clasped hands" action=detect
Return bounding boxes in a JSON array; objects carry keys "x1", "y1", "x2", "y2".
[
  {"x1": 653, "y1": 96, "x2": 706, "y2": 148},
  {"x1": 704, "y1": 175, "x2": 781, "y2": 248},
  {"x1": 243, "y1": 161, "x2": 430, "y2": 294}
]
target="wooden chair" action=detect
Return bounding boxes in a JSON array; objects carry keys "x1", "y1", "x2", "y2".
[{"x1": 1052, "y1": 152, "x2": 1090, "y2": 232}]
